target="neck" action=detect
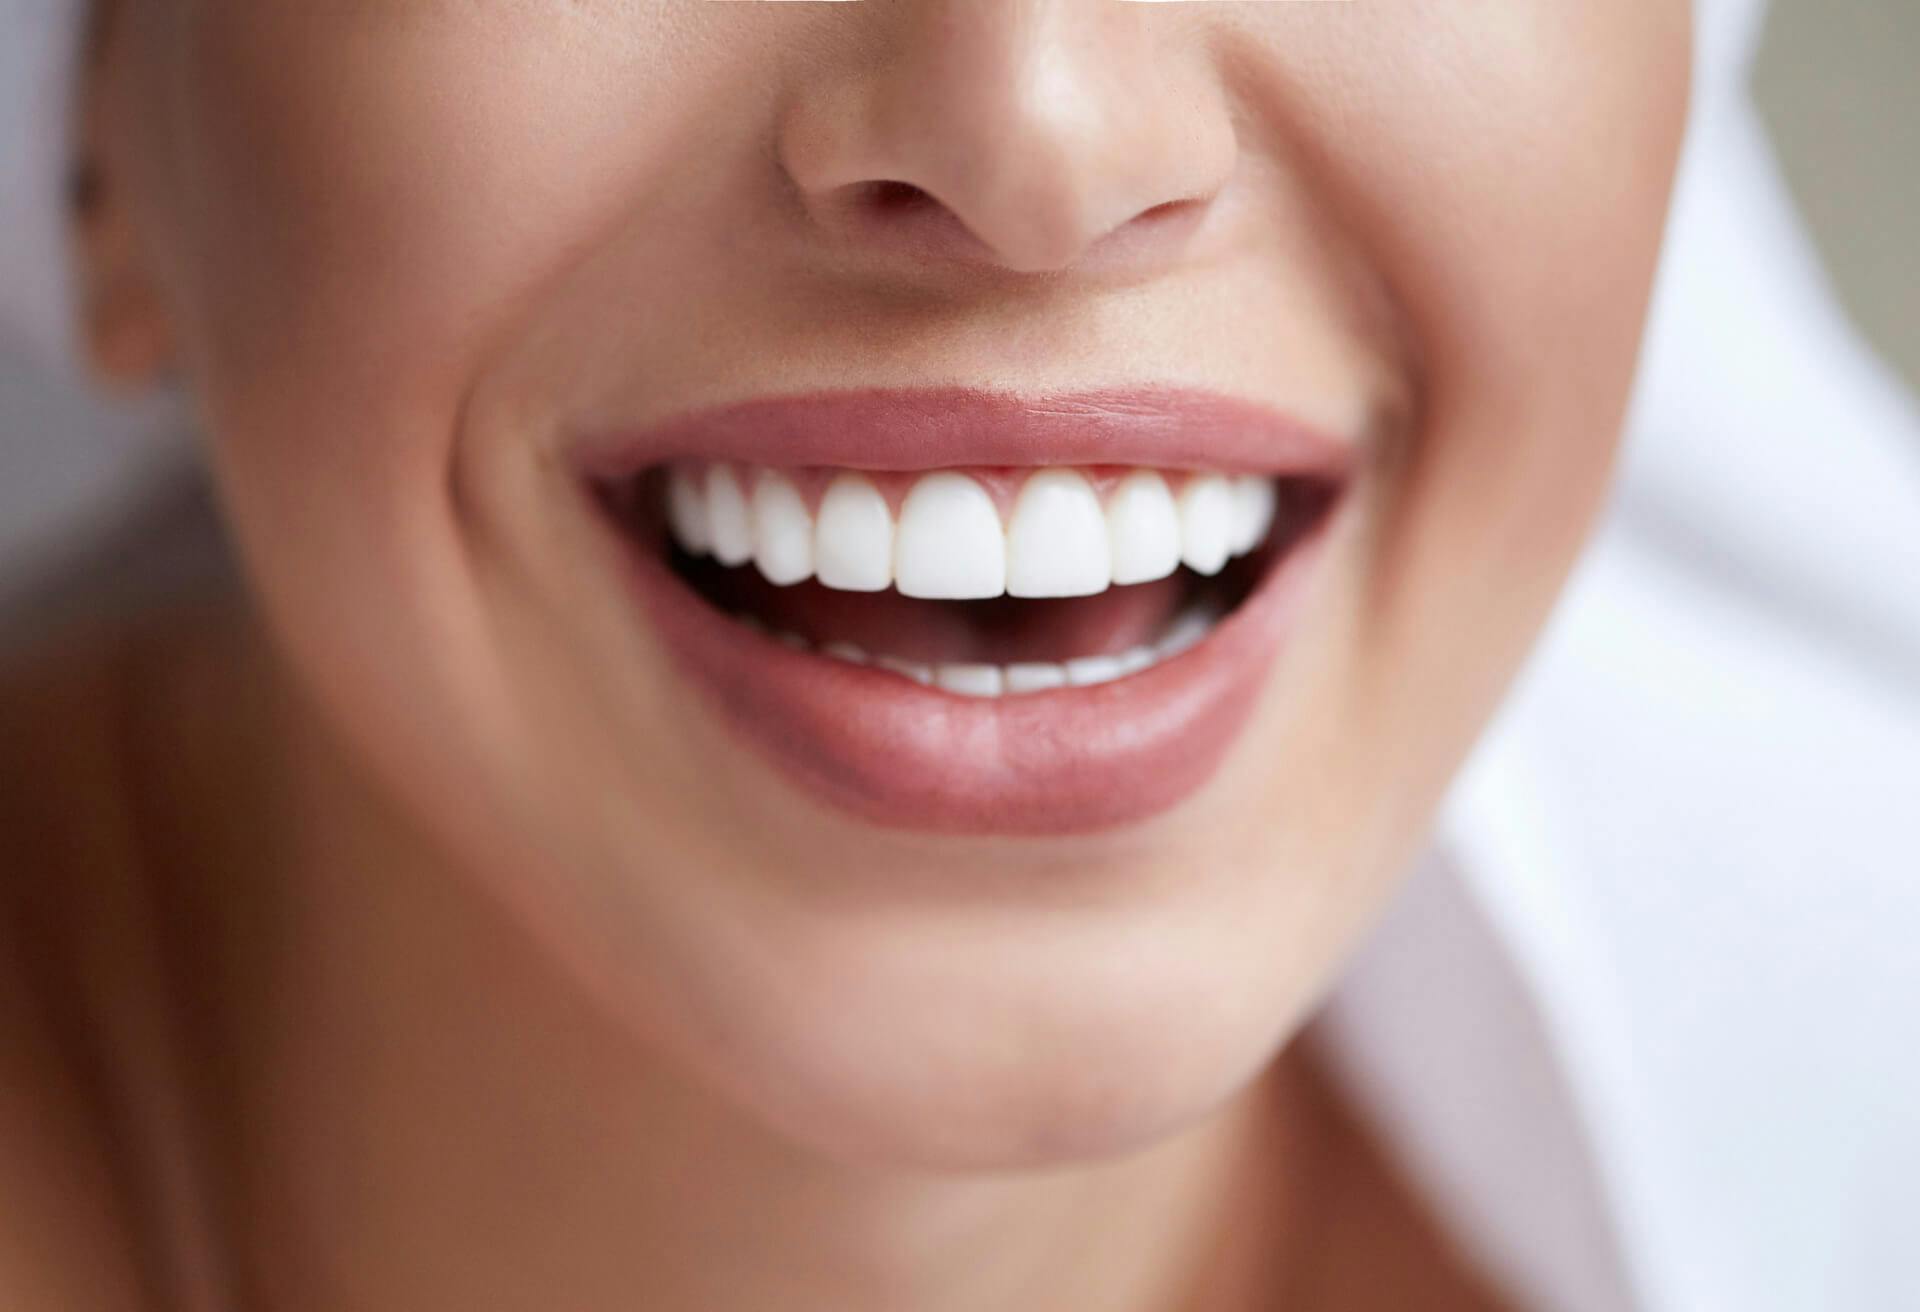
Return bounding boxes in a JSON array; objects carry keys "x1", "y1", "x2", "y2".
[{"x1": 168, "y1": 611, "x2": 1314, "y2": 1312}]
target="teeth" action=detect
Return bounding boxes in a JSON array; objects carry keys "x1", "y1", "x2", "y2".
[
  {"x1": 666, "y1": 467, "x2": 711, "y2": 555},
  {"x1": 865, "y1": 636, "x2": 1199, "y2": 696},
  {"x1": 895, "y1": 473, "x2": 1007, "y2": 601},
  {"x1": 934, "y1": 664, "x2": 1007, "y2": 698},
  {"x1": 1065, "y1": 653, "x2": 1127, "y2": 687},
  {"x1": 877, "y1": 655, "x2": 935, "y2": 686},
  {"x1": 1106, "y1": 471, "x2": 1182, "y2": 586},
  {"x1": 662, "y1": 464, "x2": 1286, "y2": 596},
  {"x1": 705, "y1": 466, "x2": 754, "y2": 567},
  {"x1": 742, "y1": 602, "x2": 1225, "y2": 697},
  {"x1": 821, "y1": 640, "x2": 869, "y2": 665},
  {"x1": 1006, "y1": 469, "x2": 1111, "y2": 598},
  {"x1": 1155, "y1": 608, "x2": 1216, "y2": 658},
  {"x1": 1005, "y1": 662, "x2": 1070, "y2": 693},
  {"x1": 1178, "y1": 474, "x2": 1235, "y2": 577},
  {"x1": 1230, "y1": 475, "x2": 1278, "y2": 556},
  {"x1": 751, "y1": 472, "x2": 815, "y2": 586},
  {"x1": 814, "y1": 474, "x2": 894, "y2": 593}
]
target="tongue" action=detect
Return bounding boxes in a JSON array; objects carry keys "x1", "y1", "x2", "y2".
[{"x1": 681, "y1": 560, "x2": 1193, "y2": 665}]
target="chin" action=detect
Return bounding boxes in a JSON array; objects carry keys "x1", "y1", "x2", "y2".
[{"x1": 612, "y1": 863, "x2": 1313, "y2": 1172}]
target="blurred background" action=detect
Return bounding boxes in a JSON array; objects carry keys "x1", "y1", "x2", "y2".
[
  {"x1": 1754, "y1": 0, "x2": 1920, "y2": 393},
  {"x1": 3, "y1": 0, "x2": 1918, "y2": 573}
]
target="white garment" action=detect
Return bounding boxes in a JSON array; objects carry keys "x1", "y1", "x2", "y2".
[
  {"x1": 3, "y1": 2, "x2": 1917, "y2": 1309},
  {"x1": 1320, "y1": 3, "x2": 1920, "y2": 1308}
]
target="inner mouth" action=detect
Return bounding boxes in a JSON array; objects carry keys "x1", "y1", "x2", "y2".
[{"x1": 596, "y1": 463, "x2": 1340, "y2": 697}]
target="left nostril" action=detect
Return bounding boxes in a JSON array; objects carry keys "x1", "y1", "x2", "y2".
[{"x1": 863, "y1": 180, "x2": 939, "y2": 215}]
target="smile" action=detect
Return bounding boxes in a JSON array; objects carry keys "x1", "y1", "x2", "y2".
[{"x1": 578, "y1": 387, "x2": 1356, "y2": 835}]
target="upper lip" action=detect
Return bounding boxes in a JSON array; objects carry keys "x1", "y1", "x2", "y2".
[{"x1": 572, "y1": 385, "x2": 1358, "y2": 480}]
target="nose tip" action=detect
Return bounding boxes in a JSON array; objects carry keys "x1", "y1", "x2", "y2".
[{"x1": 779, "y1": 4, "x2": 1238, "y2": 278}]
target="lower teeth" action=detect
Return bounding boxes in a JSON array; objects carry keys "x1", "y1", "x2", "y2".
[{"x1": 732, "y1": 604, "x2": 1222, "y2": 698}]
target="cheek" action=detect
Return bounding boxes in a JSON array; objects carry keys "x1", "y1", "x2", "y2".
[
  {"x1": 1368, "y1": 11, "x2": 1690, "y2": 676},
  {"x1": 1220, "y1": 4, "x2": 1691, "y2": 832},
  {"x1": 126, "y1": 10, "x2": 750, "y2": 766},
  {"x1": 162, "y1": 13, "x2": 700, "y2": 463}
]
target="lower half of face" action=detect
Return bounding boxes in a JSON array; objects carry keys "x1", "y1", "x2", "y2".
[{"x1": 112, "y1": 1, "x2": 1690, "y2": 1167}]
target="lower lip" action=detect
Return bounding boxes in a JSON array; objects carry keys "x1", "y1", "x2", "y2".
[{"x1": 607, "y1": 509, "x2": 1342, "y2": 837}]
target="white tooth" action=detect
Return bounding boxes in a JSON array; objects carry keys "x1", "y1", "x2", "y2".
[
  {"x1": 894, "y1": 473, "x2": 1006, "y2": 600},
  {"x1": 877, "y1": 656, "x2": 935, "y2": 686},
  {"x1": 815, "y1": 473, "x2": 894, "y2": 593},
  {"x1": 1178, "y1": 474, "x2": 1234, "y2": 576},
  {"x1": 1065, "y1": 654, "x2": 1128, "y2": 687},
  {"x1": 935, "y1": 664, "x2": 1006, "y2": 698},
  {"x1": 705, "y1": 466, "x2": 754, "y2": 566},
  {"x1": 1006, "y1": 469, "x2": 1111, "y2": 598},
  {"x1": 1230, "y1": 476, "x2": 1277, "y2": 556},
  {"x1": 822, "y1": 641, "x2": 869, "y2": 665},
  {"x1": 1155, "y1": 609, "x2": 1214, "y2": 658},
  {"x1": 667, "y1": 466, "x2": 711, "y2": 555},
  {"x1": 750, "y1": 471, "x2": 814, "y2": 586},
  {"x1": 1117, "y1": 646, "x2": 1157, "y2": 676},
  {"x1": 1105, "y1": 471, "x2": 1182, "y2": 585},
  {"x1": 1005, "y1": 662, "x2": 1069, "y2": 694}
]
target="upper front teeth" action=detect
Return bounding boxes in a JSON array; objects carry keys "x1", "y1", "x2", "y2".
[
  {"x1": 896, "y1": 473, "x2": 1007, "y2": 600},
  {"x1": 665, "y1": 465, "x2": 1277, "y2": 599},
  {"x1": 1006, "y1": 469, "x2": 1112, "y2": 598}
]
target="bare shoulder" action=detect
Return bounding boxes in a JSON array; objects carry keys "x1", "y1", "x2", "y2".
[{"x1": 0, "y1": 628, "x2": 159, "y2": 1310}]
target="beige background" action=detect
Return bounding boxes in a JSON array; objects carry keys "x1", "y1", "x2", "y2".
[{"x1": 1756, "y1": 0, "x2": 1920, "y2": 391}]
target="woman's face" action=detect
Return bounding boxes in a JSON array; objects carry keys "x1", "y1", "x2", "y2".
[{"x1": 95, "y1": 1, "x2": 1689, "y2": 1166}]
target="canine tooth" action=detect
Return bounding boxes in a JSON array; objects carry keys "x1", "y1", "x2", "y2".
[
  {"x1": 667, "y1": 466, "x2": 711, "y2": 555},
  {"x1": 1106, "y1": 471, "x2": 1182, "y2": 585},
  {"x1": 751, "y1": 471, "x2": 815, "y2": 585},
  {"x1": 1005, "y1": 662, "x2": 1069, "y2": 694},
  {"x1": 1064, "y1": 654, "x2": 1128, "y2": 687},
  {"x1": 1117, "y1": 646, "x2": 1157, "y2": 676},
  {"x1": 1178, "y1": 475, "x2": 1234, "y2": 576},
  {"x1": 877, "y1": 656, "x2": 935, "y2": 686},
  {"x1": 822, "y1": 641, "x2": 869, "y2": 665},
  {"x1": 706, "y1": 466, "x2": 754, "y2": 566},
  {"x1": 894, "y1": 473, "x2": 1006, "y2": 600},
  {"x1": 1230, "y1": 476, "x2": 1277, "y2": 555},
  {"x1": 935, "y1": 664, "x2": 1006, "y2": 698},
  {"x1": 1006, "y1": 469, "x2": 1110, "y2": 598},
  {"x1": 815, "y1": 473, "x2": 894, "y2": 592}
]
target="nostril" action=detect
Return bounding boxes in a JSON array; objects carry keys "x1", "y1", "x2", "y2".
[
  {"x1": 808, "y1": 176, "x2": 1214, "y2": 278},
  {"x1": 823, "y1": 178, "x2": 1000, "y2": 264},
  {"x1": 862, "y1": 180, "x2": 940, "y2": 216}
]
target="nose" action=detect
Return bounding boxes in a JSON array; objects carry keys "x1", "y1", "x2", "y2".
[{"x1": 778, "y1": 0, "x2": 1239, "y2": 277}]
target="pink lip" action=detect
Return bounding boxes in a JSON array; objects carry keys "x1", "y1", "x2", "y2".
[
  {"x1": 576, "y1": 385, "x2": 1354, "y2": 478},
  {"x1": 577, "y1": 386, "x2": 1354, "y2": 836}
]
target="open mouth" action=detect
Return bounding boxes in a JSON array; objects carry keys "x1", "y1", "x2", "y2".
[
  {"x1": 599, "y1": 463, "x2": 1339, "y2": 697},
  {"x1": 577, "y1": 387, "x2": 1354, "y2": 835}
]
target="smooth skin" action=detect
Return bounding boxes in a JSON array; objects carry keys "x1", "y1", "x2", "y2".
[{"x1": 4, "y1": 1, "x2": 1691, "y2": 1308}]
